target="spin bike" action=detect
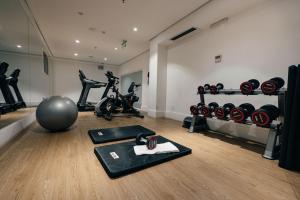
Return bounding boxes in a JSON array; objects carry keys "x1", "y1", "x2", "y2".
[{"x1": 95, "y1": 71, "x2": 144, "y2": 120}]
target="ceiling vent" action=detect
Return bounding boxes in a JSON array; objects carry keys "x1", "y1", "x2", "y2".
[
  {"x1": 210, "y1": 17, "x2": 229, "y2": 29},
  {"x1": 170, "y1": 27, "x2": 197, "y2": 41}
]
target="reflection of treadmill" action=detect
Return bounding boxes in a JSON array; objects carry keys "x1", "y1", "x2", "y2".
[
  {"x1": 7, "y1": 69, "x2": 26, "y2": 108},
  {"x1": 0, "y1": 62, "x2": 16, "y2": 114},
  {"x1": 77, "y1": 70, "x2": 107, "y2": 111}
]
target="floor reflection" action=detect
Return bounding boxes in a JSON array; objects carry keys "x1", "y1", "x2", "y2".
[{"x1": 0, "y1": 107, "x2": 35, "y2": 129}]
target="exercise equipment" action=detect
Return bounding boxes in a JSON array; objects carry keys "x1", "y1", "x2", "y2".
[
  {"x1": 199, "y1": 102, "x2": 219, "y2": 117},
  {"x1": 0, "y1": 62, "x2": 17, "y2": 113},
  {"x1": 210, "y1": 83, "x2": 224, "y2": 94},
  {"x1": 94, "y1": 136, "x2": 191, "y2": 178},
  {"x1": 230, "y1": 103, "x2": 255, "y2": 123},
  {"x1": 136, "y1": 133, "x2": 158, "y2": 150},
  {"x1": 190, "y1": 105, "x2": 199, "y2": 115},
  {"x1": 7, "y1": 69, "x2": 26, "y2": 108},
  {"x1": 214, "y1": 103, "x2": 235, "y2": 120},
  {"x1": 240, "y1": 79, "x2": 260, "y2": 95},
  {"x1": 183, "y1": 116, "x2": 208, "y2": 132},
  {"x1": 251, "y1": 105, "x2": 280, "y2": 127},
  {"x1": 88, "y1": 125, "x2": 155, "y2": 144},
  {"x1": 0, "y1": 62, "x2": 16, "y2": 114},
  {"x1": 261, "y1": 77, "x2": 285, "y2": 95},
  {"x1": 95, "y1": 71, "x2": 143, "y2": 120},
  {"x1": 77, "y1": 70, "x2": 107, "y2": 111},
  {"x1": 197, "y1": 84, "x2": 210, "y2": 94},
  {"x1": 36, "y1": 96, "x2": 78, "y2": 131}
]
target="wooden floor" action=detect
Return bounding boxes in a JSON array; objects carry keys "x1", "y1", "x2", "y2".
[
  {"x1": 0, "y1": 112, "x2": 299, "y2": 200},
  {"x1": 0, "y1": 108, "x2": 34, "y2": 129}
]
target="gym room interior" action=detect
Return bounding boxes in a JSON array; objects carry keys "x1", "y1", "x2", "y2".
[{"x1": 0, "y1": 0, "x2": 300, "y2": 199}]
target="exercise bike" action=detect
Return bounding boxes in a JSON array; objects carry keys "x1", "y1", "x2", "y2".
[{"x1": 95, "y1": 71, "x2": 144, "y2": 121}]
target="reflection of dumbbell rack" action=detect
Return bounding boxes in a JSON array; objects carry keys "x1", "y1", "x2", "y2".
[{"x1": 189, "y1": 88, "x2": 287, "y2": 160}]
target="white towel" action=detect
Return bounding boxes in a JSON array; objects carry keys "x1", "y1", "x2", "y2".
[{"x1": 134, "y1": 142, "x2": 180, "y2": 156}]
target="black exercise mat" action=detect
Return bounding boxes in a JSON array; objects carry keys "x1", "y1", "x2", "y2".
[
  {"x1": 94, "y1": 136, "x2": 192, "y2": 178},
  {"x1": 88, "y1": 125, "x2": 155, "y2": 144}
]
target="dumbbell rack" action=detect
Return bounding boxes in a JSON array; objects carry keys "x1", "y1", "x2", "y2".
[{"x1": 189, "y1": 88, "x2": 287, "y2": 160}]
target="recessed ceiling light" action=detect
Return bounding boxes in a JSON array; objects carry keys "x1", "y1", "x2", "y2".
[
  {"x1": 17, "y1": 45, "x2": 22, "y2": 48},
  {"x1": 104, "y1": 57, "x2": 108, "y2": 61},
  {"x1": 133, "y1": 27, "x2": 138, "y2": 32},
  {"x1": 75, "y1": 39, "x2": 80, "y2": 44},
  {"x1": 114, "y1": 47, "x2": 118, "y2": 50},
  {"x1": 74, "y1": 53, "x2": 78, "y2": 56}
]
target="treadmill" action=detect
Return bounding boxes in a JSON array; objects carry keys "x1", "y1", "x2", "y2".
[
  {"x1": 7, "y1": 69, "x2": 26, "y2": 108},
  {"x1": 77, "y1": 70, "x2": 107, "y2": 111},
  {"x1": 0, "y1": 62, "x2": 17, "y2": 114}
]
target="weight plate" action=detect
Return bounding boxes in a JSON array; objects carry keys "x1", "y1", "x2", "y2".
[
  {"x1": 249, "y1": 79, "x2": 260, "y2": 89},
  {"x1": 240, "y1": 81, "x2": 254, "y2": 95},
  {"x1": 261, "y1": 80, "x2": 277, "y2": 95},
  {"x1": 239, "y1": 103, "x2": 255, "y2": 115},
  {"x1": 215, "y1": 107, "x2": 225, "y2": 119},
  {"x1": 190, "y1": 105, "x2": 199, "y2": 115},
  {"x1": 200, "y1": 106, "x2": 211, "y2": 117},
  {"x1": 270, "y1": 77, "x2": 285, "y2": 88},
  {"x1": 230, "y1": 107, "x2": 246, "y2": 123},
  {"x1": 251, "y1": 110, "x2": 271, "y2": 127}
]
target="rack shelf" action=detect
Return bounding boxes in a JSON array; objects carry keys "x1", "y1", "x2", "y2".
[{"x1": 189, "y1": 87, "x2": 286, "y2": 160}]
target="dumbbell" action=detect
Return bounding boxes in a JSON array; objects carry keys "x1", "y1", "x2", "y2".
[
  {"x1": 210, "y1": 83, "x2": 224, "y2": 94},
  {"x1": 261, "y1": 77, "x2": 285, "y2": 95},
  {"x1": 240, "y1": 79, "x2": 260, "y2": 95},
  {"x1": 190, "y1": 103, "x2": 204, "y2": 116},
  {"x1": 214, "y1": 103, "x2": 235, "y2": 120},
  {"x1": 199, "y1": 102, "x2": 219, "y2": 117},
  {"x1": 190, "y1": 105, "x2": 199, "y2": 116},
  {"x1": 251, "y1": 105, "x2": 280, "y2": 127},
  {"x1": 136, "y1": 133, "x2": 158, "y2": 150},
  {"x1": 230, "y1": 103, "x2": 255, "y2": 123},
  {"x1": 198, "y1": 84, "x2": 210, "y2": 94}
]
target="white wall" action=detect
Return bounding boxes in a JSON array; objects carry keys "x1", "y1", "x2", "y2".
[
  {"x1": 52, "y1": 58, "x2": 119, "y2": 103},
  {"x1": 119, "y1": 51, "x2": 149, "y2": 111},
  {"x1": 0, "y1": 52, "x2": 51, "y2": 105},
  {"x1": 166, "y1": 0, "x2": 300, "y2": 143}
]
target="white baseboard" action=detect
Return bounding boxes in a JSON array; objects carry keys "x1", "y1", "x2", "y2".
[
  {"x1": 165, "y1": 111, "x2": 189, "y2": 121},
  {"x1": 0, "y1": 112, "x2": 36, "y2": 148},
  {"x1": 147, "y1": 109, "x2": 165, "y2": 118}
]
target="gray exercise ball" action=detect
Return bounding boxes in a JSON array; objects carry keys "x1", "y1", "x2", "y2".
[{"x1": 36, "y1": 96, "x2": 78, "y2": 131}]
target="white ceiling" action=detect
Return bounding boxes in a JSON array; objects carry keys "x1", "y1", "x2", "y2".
[{"x1": 27, "y1": 0, "x2": 209, "y2": 65}]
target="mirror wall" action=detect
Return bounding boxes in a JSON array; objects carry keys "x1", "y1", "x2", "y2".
[{"x1": 0, "y1": 0, "x2": 51, "y2": 129}]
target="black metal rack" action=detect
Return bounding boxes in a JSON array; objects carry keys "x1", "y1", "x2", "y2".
[{"x1": 189, "y1": 88, "x2": 287, "y2": 160}]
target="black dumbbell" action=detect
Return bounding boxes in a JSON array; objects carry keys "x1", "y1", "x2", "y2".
[
  {"x1": 210, "y1": 83, "x2": 224, "y2": 94},
  {"x1": 251, "y1": 105, "x2": 280, "y2": 127},
  {"x1": 240, "y1": 79, "x2": 260, "y2": 95},
  {"x1": 261, "y1": 77, "x2": 285, "y2": 95},
  {"x1": 230, "y1": 103, "x2": 255, "y2": 123},
  {"x1": 199, "y1": 102, "x2": 219, "y2": 117},
  {"x1": 215, "y1": 103, "x2": 235, "y2": 120},
  {"x1": 136, "y1": 133, "x2": 158, "y2": 150},
  {"x1": 198, "y1": 84, "x2": 210, "y2": 94}
]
